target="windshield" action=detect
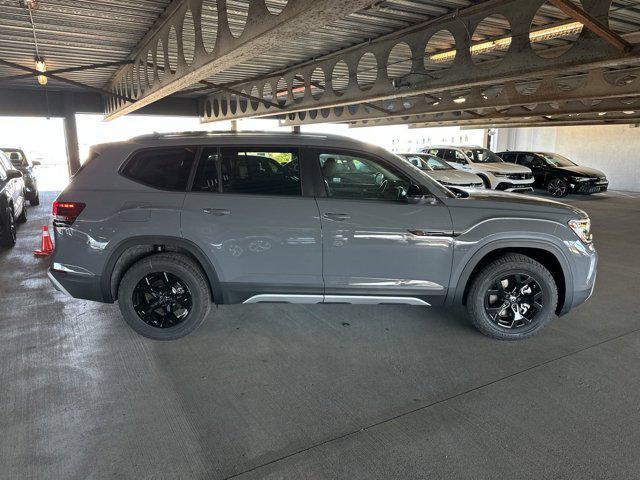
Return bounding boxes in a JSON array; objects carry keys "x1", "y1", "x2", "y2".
[
  {"x1": 538, "y1": 152, "x2": 576, "y2": 167},
  {"x1": 1, "y1": 148, "x2": 25, "y2": 167},
  {"x1": 400, "y1": 154, "x2": 452, "y2": 171},
  {"x1": 462, "y1": 148, "x2": 503, "y2": 163}
]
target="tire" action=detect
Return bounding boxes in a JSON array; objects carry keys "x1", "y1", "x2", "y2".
[
  {"x1": 547, "y1": 178, "x2": 569, "y2": 197},
  {"x1": 0, "y1": 205, "x2": 16, "y2": 248},
  {"x1": 466, "y1": 253, "x2": 558, "y2": 340},
  {"x1": 16, "y1": 204, "x2": 27, "y2": 223},
  {"x1": 117, "y1": 253, "x2": 211, "y2": 340},
  {"x1": 30, "y1": 191, "x2": 40, "y2": 206}
]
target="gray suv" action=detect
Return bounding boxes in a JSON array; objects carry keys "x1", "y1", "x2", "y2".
[{"x1": 48, "y1": 132, "x2": 597, "y2": 341}]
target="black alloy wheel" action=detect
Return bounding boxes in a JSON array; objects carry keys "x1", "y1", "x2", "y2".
[
  {"x1": 484, "y1": 273, "x2": 543, "y2": 330},
  {"x1": 0, "y1": 206, "x2": 16, "y2": 247},
  {"x1": 466, "y1": 253, "x2": 558, "y2": 340},
  {"x1": 547, "y1": 178, "x2": 568, "y2": 197},
  {"x1": 132, "y1": 271, "x2": 193, "y2": 329}
]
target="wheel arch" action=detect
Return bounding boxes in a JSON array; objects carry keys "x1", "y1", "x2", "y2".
[
  {"x1": 449, "y1": 240, "x2": 573, "y2": 315},
  {"x1": 101, "y1": 236, "x2": 223, "y2": 304}
]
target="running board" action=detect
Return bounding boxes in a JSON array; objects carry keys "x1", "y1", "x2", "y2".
[{"x1": 243, "y1": 294, "x2": 429, "y2": 306}]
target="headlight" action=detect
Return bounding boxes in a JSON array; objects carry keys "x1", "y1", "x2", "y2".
[
  {"x1": 487, "y1": 171, "x2": 509, "y2": 177},
  {"x1": 572, "y1": 176, "x2": 590, "y2": 182},
  {"x1": 568, "y1": 218, "x2": 592, "y2": 244}
]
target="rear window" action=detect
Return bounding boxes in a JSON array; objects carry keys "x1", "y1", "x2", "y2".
[{"x1": 121, "y1": 147, "x2": 196, "y2": 191}]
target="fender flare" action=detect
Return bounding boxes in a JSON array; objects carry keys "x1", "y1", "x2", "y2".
[
  {"x1": 100, "y1": 235, "x2": 223, "y2": 304},
  {"x1": 447, "y1": 238, "x2": 574, "y2": 314}
]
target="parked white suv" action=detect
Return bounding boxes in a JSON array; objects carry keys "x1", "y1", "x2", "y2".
[{"x1": 421, "y1": 146, "x2": 534, "y2": 193}]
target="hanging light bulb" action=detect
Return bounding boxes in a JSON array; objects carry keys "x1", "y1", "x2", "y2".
[{"x1": 35, "y1": 59, "x2": 47, "y2": 86}]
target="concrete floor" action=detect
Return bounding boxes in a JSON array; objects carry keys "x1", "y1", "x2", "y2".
[{"x1": 1, "y1": 190, "x2": 639, "y2": 480}]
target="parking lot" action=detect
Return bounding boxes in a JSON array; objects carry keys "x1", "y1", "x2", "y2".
[{"x1": 1, "y1": 189, "x2": 638, "y2": 479}]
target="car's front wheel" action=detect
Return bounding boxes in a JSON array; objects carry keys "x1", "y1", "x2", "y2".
[
  {"x1": 547, "y1": 178, "x2": 569, "y2": 197},
  {"x1": 466, "y1": 253, "x2": 558, "y2": 340},
  {"x1": 118, "y1": 253, "x2": 211, "y2": 340}
]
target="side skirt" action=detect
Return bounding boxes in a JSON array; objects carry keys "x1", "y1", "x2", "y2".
[{"x1": 243, "y1": 294, "x2": 430, "y2": 306}]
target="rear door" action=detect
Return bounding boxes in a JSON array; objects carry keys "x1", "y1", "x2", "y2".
[
  {"x1": 313, "y1": 148, "x2": 453, "y2": 305},
  {"x1": 181, "y1": 146, "x2": 323, "y2": 304}
]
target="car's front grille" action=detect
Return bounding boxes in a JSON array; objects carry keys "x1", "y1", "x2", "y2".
[
  {"x1": 507, "y1": 173, "x2": 533, "y2": 180},
  {"x1": 441, "y1": 181, "x2": 484, "y2": 188}
]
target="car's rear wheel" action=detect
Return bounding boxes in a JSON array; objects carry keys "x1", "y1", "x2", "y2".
[
  {"x1": 547, "y1": 178, "x2": 568, "y2": 197},
  {"x1": 0, "y1": 205, "x2": 16, "y2": 248},
  {"x1": 30, "y1": 190, "x2": 40, "y2": 206},
  {"x1": 466, "y1": 254, "x2": 558, "y2": 340},
  {"x1": 118, "y1": 253, "x2": 211, "y2": 340},
  {"x1": 16, "y1": 204, "x2": 27, "y2": 223}
]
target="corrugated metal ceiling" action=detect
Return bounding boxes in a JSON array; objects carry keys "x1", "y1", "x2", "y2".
[{"x1": 0, "y1": 0, "x2": 639, "y2": 103}]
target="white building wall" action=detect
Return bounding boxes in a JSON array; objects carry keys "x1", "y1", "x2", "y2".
[{"x1": 495, "y1": 125, "x2": 640, "y2": 192}]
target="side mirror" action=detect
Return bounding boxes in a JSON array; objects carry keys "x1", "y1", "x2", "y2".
[
  {"x1": 406, "y1": 184, "x2": 438, "y2": 205},
  {"x1": 32, "y1": 160, "x2": 41, "y2": 166},
  {"x1": 6, "y1": 169, "x2": 23, "y2": 180}
]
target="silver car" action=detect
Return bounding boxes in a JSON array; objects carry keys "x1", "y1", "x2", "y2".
[
  {"x1": 49, "y1": 132, "x2": 597, "y2": 341},
  {"x1": 397, "y1": 153, "x2": 484, "y2": 190}
]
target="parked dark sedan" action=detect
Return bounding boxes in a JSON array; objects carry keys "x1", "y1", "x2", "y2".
[
  {"x1": 0, "y1": 150, "x2": 27, "y2": 247},
  {"x1": 1, "y1": 148, "x2": 40, "y2": 205},
  {"x1": 499, "y1": 151, "x2": 608, "y2": 197}
]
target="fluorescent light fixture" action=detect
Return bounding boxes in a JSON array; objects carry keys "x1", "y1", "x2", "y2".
[{"x1": 428, "y1": 21, "x2": 584, "y2": 63}]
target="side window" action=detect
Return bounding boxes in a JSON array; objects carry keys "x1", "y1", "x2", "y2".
[
  {"x1": 519, "y1": 154, "x2": 537, "y2": 168},
  {"x1": 455, "y1": 151, "x2": 468, "y2": 163},
  {"x1": 122, "y1": 147, "x2": 197, "y2": 191},
  {"x1": 0, "y1": 160, "x2": 6, "y2": 180},
  {"x1": 500, "y1": 152, "x2": 514, "y2": 162},
  {"x1": 425, "y1": 149, "x2": 440, "y2": 157},
  {"x1": 319, "y1": 151, "x2": 410, "y2": 202},
  {"x1": 219, "y1": 147, "x2": 301, "y2": 196},
  {"x1": 192, "y1": 147, "x2": 220, "y2": 192}
]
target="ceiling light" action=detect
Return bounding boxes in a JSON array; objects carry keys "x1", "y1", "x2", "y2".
[
  {"x1": 453, "y1": 97, "x2": 466, "y2": 104},
  {"x1": 35, "y1": 59, "x2": 47, "y2": 86},
  {"x1": 428, "y1": 21, "x2": 584, "y2": 63}
]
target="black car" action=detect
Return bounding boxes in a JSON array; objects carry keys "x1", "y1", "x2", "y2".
[
  {"x1": 499, "y1": 151, "x2": 608, "y2": 198},
  {"x1": 1, "y1": 148, "x2": 40, "y2": 205},
  {"x1": 0, "y1": 151, "x2": 27, "y2": 248}
]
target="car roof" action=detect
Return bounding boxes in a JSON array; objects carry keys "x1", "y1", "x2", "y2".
[
  {"x1": 86, "y1": 131, "x2": 381, "y2": 155},
  {"x1": 426, "y1": 145, "x2": 483, "y2": 148}
]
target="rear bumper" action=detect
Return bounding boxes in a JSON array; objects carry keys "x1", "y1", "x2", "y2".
[{"x1": 48, "y1": 267, "x2": 109, "y2": 303}]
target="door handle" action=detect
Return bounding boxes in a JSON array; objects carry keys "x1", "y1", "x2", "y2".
[
  {"x1": 203, "y1": 208, "x2": 230, "y2": 216},
  {"x1": 323, "y1": 213, "x2": 351, "y2": 221}
]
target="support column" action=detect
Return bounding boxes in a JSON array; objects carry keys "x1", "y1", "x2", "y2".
[{"x1": 63, "y1": 93, "x2": 81, "y2": 176}]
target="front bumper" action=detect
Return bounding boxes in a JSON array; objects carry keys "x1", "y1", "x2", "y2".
[
  {"x1": 572, "y1": 180, "x2": 609, "y2": 194},
  {"x1": 496, "y1": 183, "x2": 534, "y2": 193}
]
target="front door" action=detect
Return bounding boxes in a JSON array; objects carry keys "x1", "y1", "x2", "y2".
[
  {"x1": 181, "y1": 146, "x2": 323, "y2": 304},
  {"x1": 314, "y1": 149, "x2": 454, "y2": 306}
]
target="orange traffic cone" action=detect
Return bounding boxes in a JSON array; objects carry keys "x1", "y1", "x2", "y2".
[{"x1": 34, "y1": 225, "x2": 54, "y2": 257}]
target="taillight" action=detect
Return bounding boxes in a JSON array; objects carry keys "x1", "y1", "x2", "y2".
[{"x1": 52, "y1": 201, "x2": 85, "y2": 225}]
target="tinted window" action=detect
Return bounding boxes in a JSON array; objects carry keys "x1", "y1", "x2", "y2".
[
  {"x1": 2, "y1": 149, "x2": 25, "y2": 167},
  {"x1": 122, "y1": 147, "x2": 196, "y2": 191},
  {"x1": 192, "y1": 148, "x2": 220, "y2": 192},
  {"x1": 219, "y1": 147, "x2": 301, "y2": 196},
  {"x1": 462, "y1": 148, "x2": 502, "y2": 163},
  {"x1": 518, "y1": 153, "x2": 538, "y2": 168},
  {"x1": 319, "y1": 151, "x2": 410, "y2": 202},
  {"x1": 500, "y1": 152, "x2": 516, "y2": 163}
]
